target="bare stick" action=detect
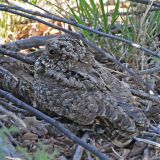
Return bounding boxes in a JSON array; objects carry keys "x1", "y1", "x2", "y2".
[
  {"x1": 0, "y1": 99, "x2": 29, "y2": 115},
  {"x1": 130, "y1": 89, "x2": 160, "y2": 104},
  {"x1": 0, "y1": 35, "x2": 57, "y2": 49},
  {"x1": 0, "y1": 89, "x2": 108, "y2": 160},
  {"x1": 135, "y1": 137, "x2": 160, "y2": 147},
  {"x1": 0, "y1": 66, "x2": 18, "y2": 82},
  {"x1": 73, "y1": 132, "x2": 89, "y2": 160},
  {"x1": 143, "y1": 148, "x2": 149, "y2": 160},
  {"x1": 136, "y1": 66, "x2": 160, "y2": 75},
  {"x1": 0, "y1": 105, "x2": 26, "y2": 128},
  {"x1": 111, "y1": 147, "x2": 124, "y2": 160},
  {"x1": 0, "y1": 47, "x2": 34, "y2": 65},
  {"x1": 22, "y1": 0, "x2": 52, "y2": 15},
  {"x1": 108, "y1": 66, "x2": 160, "y2": 76}
]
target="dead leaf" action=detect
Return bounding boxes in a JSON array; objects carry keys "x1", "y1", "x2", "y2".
[
  {"x1": 23, "y1": 117, "x2": 48, "y2": 137},
  {"x1": 22, "y1": 132, "x2": 38, "y2": 141}
]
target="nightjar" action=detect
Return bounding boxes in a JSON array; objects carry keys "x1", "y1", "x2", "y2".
[{"x1": 33, "y1": 36, "x2": 149, "y2": 147}]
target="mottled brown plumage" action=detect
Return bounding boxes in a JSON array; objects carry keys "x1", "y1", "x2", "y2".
[
  {"x1": 0, "y1": 62, "x2": 34, "y2": 104},
  {"x1": 33, "y1": 36, "x2": 149, "y2": 147}
]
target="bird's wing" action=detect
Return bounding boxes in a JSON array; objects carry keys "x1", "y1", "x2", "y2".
[{"x1": 94, "y1": 61, "x2": 149, "y2": 127}]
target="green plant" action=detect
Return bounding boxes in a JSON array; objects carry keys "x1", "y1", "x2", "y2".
[
  {"x1": 0, "y1": 0, "x2": 40, "y2": 39},
  {"x1": 69, "y1": 0, "x2": 160, "y2": 61},
  {"x1": 0, "y1": 126, "x2": 20, "y2": 159},
  {"x1": 17, "y1": 143, "x2": 59, "y2": 160},
  {"x1": 0, "y1": 11, "x2": 30, "y2": 40},
  {"x1": 68, "y1": 0, "x2": 120, "y2": 39},
  {"x1": 29, "y1": 0, "x2": 40, "y2": 5},
  {"x1": 34, "y1": 143, "x2": 59, "y2": 160},
  {"x1": 116, "y1": 6, "x2": 160, "y2": 60},
  {"x1": 0, "y1": 126, "x2": 59, "y2": 160}
]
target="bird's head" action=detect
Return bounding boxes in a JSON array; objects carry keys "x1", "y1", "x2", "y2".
[{"x1": 45, "y1": 36, "x2": 94, "y2": 67}]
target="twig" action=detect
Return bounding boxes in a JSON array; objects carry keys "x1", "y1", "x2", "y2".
[
  {"x1": 141, "y1": 131, "x2": 160, "y2": 137},
  {"x1": 0, "y1": 47, "x2": 34, "y2": 65},
  {"x1": 130, "y1": 89, "x2": 160, "y2": 116},
  {"x1": 139, "y1": 0, "x2": 155, "y2": 30},
  {"x1": 4, "y1": 157, "x2": 22, "y2": 160},
  {"x1": 22, "y1": 0, "x2": 53, "y2": 15},
  {"x1": 130, "y1": 89, "x2": 160, "y2": 104},
  {"x1": 0, "y1": 66, "x2": 18, "y2": 82},
  {"x1": 0, "y1": 99, "x2": 29, "y2": 115},
  {"x1": 106, "y1": 68, "x2": 126, "y2": 76},
  {"x1": 103, "y1": 66, "x2": 160, "y2": 77},
  {"x1": 0, "y1": 89, "x2": 108, "y2": 160},
  {"x1": 73, "y1": 132, "x2": 89, "y2": 160},
  {"x1": 134, "y1": 137, "x2": 160, "y2": 147},
  {"x1": 0, "y1": 56, "x2": 16, "y2": 64},
  {"x1": 109, "y1": 66, "x2": 160, "y2": 77},
  {"x1": 136, "y1": 66, "x2": 160, "y2": 75},
  {"x1": 0, "y1": 35, "x2": 57, "y2": 49},
  {"x1": 0, "y1": 105, "x2": 26, "y2": 128},
  {"x1": 149, "y1": 125, "x2": 160, "y2": 135},
  {"x1": 143, "y1": 148, "x2": 149, "y2": 160},
  {"x1": 111, "y1": 147, "x2": 124, "y2": 160},
  {"x1": 0, "y1": 4, "x2": 159, "y2": 58}
]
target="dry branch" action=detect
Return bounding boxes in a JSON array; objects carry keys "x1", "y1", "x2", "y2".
[
  {"x1": 73, "y1": 133, "x2": 90, "y2": 160},
  {"x1": 136, "y1": 67, "x2": 160, "y2": 75},
  {"x1": 130, "y1": 89, "x2": 160, "y2": 104},
  {"x1": 0, "y1": 47, "x2": 34, "y2": 65},
  {"x1": 0, "y1": 35, "x2": 57, "y2": 49},
  {"x1": 0, "y1": 105, "x2": 26, "y2": 128}
]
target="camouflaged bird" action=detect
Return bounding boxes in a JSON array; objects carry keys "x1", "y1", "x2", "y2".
[{"x1": 33, "y1": 36, "x2": 150, "y2": 147}]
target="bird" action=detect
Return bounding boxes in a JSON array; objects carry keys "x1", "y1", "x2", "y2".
[{"x1": 33, "y1": 35, "x2": 149, "y2": 147}]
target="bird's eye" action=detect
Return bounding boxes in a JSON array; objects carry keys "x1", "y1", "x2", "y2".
[{"x1": 48, "y1": 49, "x2": 55, "y2": 55}]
